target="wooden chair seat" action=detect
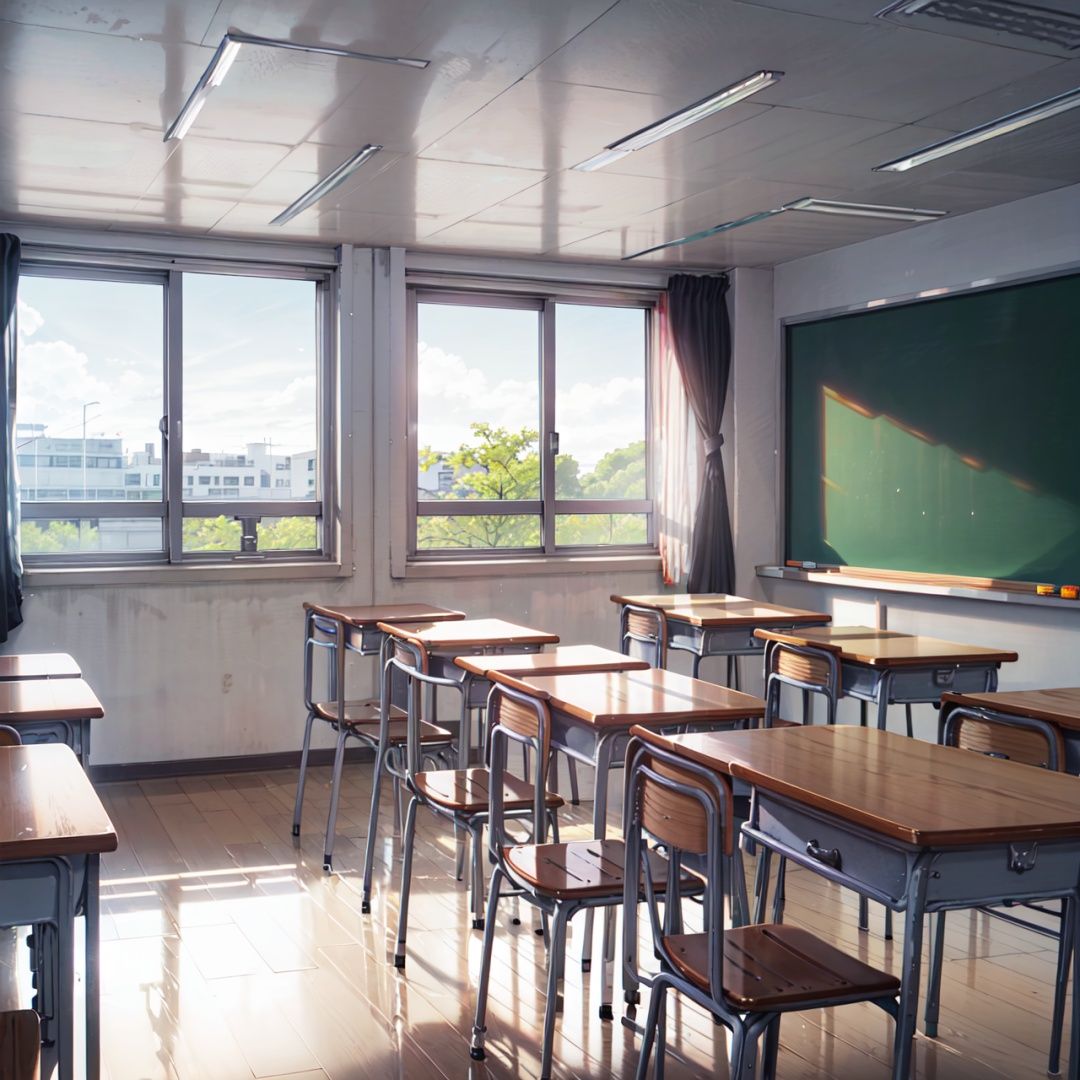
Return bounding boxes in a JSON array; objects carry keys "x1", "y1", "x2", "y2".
[
  {"x1": 505, "y1": 838, "x2": 694, "y2": 901},
  {"x1": 665, "y1": 924, "x2": 900, "y2": 1011},
  {"x1": 314, "y1": 698, "x2": 406, "y2": 724},
  {"x1": 0, "y1": 1009, "x2": 40, "y2": 1079},
  {"x1": 767, "y1": 717, "x2": 801, "y2": 729},
  {"x1": 413, "y1": 767, "x2": 563, "y2": 814}
]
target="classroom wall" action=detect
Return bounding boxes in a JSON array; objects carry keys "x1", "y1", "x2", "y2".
[{"x1": 753, "y1": 182, "x2": 1080, "y2": 732}]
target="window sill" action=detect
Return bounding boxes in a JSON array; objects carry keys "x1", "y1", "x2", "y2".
[
  {"x1": 398, "y1": 552, "x2": 662, "y2": 580},
  {"x1": 23, "y1": 559, "x2": 349, "y2": 589}
]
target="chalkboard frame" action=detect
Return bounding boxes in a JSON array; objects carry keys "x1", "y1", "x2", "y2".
[{"x1": 779, "y1": 258, "x2": 1080, "y2": 593}]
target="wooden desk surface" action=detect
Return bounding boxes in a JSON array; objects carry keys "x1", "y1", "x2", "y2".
[
  {"x1": 630, "y1": 725, "x2": 1080, "y2": 847},
  {"x1": 0, "y1": 744, "x2": 117, "y2": 860},
  {"x1": 492, "y1": 667, "x2": 764, "y2": 728},
  {"x1": 377, "y1": 618, "x2": 559, "y2": 651},
  {"x1": 0, "y1": 678, "x2": 104, "y2": 722},
  {"x1": 611, "y1": 593, "x2": 829, "y2": 629},
  {"x1": 753, "y1": 625, "x2": 1018, "y2": 668},
  {"x1": 304, "y1": 601, "x2": 465, "y2": 627},
  {"x1": 454, "y1": 644, "x2": 649, "y2": 678},
  {"x1": 0, "y1": 653, "x2": 81, "y2": 680},
  {"x1": 943, "y1": 688, "x2": 1080, "y2": 732}
]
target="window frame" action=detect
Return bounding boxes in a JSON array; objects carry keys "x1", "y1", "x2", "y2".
[
  {"x1": 406, "y1": 284, "x2": 655, "y2": 560},
  {"x1": 17, "y1": 255, "x2": 336, "y2": 569}
]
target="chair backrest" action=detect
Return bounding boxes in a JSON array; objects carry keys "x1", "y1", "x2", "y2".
[
  {"x1": 0, "y1": 725, "x2": 22, "y2": 747},
  {"x1": 942, "y1": 704, "x2": 1064, "y2": 771},
  {"x1": 623, "y1": 737, "x2": 730, "y2": 1007},
  {"x1": 486, "y1": 683, "x2": 551, "y2": 863},
  {"x1": 763, "y1": 640, "x2": 841, "y2": 727},
  {"x1": 385, "y1": 638, "x2": 454, "y2": 782},
  {"x1": 621, "y1": 604, "x2": 666, "y2": 668}
]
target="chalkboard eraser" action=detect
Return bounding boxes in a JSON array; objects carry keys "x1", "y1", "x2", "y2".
[
  {"x1": 1036, "y1": 584, "x2": 1056, "y2": 596},
  {"x1": 786, "y1": 560, "x2": 819, "y2": 569},
  {"x1": 1061, "y1": 585, "x2": 1079, "y2": 599}
]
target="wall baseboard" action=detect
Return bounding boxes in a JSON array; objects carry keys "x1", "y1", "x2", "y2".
[{"x1": 89, "y1": 746, "x2": 374, "y2": 784}]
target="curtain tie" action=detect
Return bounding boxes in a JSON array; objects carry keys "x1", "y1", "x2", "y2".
[{"x1": 704, "y1": 434, "x2": 725, "y2": 460}]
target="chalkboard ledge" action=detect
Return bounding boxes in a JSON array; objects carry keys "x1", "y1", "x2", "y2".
[{"x1": 757, "y1": 565, "x2": 1080, "y2": 610}]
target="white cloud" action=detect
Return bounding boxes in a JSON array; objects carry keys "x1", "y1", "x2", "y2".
[{"x1": 16, "y1": 300, "x2": 43, "y2": 338}]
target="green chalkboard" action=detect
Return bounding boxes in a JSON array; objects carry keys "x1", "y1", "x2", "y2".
[{"x1": 785, "y1": 271, "x2": 1080, "y2": 584}]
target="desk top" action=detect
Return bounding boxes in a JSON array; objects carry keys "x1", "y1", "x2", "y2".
[
  {"x1": 304, "y1": 601, "x2": 465, "y2": 627},
  {"x1": 943, "y1": 688, "x2": 1080, "y2": 732},
  {"x1": 492, "y1": 667, "x2": 764, "y2": 728},
  {"x1": 0, "y1": 744, "x2": 117, "y2": 859},
  {"x1": 753, "y1": 625, "x2": 1018, "y2": 669},
  {"x1": 454, "y1": 644, "x2": 649, "y2": 678},
  {"x1": 377, "y1": 618, "x2": 559, "y2": 652},
  {"x1": 629, "y1": 725, "x2": 1080, "y2": 847},
  {"x1": 0, "y1": 653, "x2": 81, "y2": 680},
  {"x1": 0, "y1": 678, "x2": 104, "y2": 722},
  {"x1": 611, "y1": 593, "x2": 830, "y2": 629}
]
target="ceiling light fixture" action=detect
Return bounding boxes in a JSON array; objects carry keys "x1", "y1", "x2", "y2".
[
  {"x1": 874, "y1": 85, "x2": 1080, "y2": 172},
  {"x1": 572, "y1": 69, "x2": 782, "y2": 172},
  {"x1": 624, "y1": 197, "x2": 946, "y2": 259},
  {"x1": 270, "y1": 144, "x2": 383, "y2": 225},
  {"x1": 164, "y1": 32, "x2": 430, "y2": 142}
]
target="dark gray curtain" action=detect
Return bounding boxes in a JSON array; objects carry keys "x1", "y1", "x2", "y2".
[
  {"x1": 0, "y1": 234, "x2": 22, "y2": 640},
  {"x1": 666, "y1": 273, "x2": 735, "y2": 594}
]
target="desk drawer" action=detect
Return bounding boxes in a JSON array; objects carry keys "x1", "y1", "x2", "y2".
[{"x1": 755, "y1": 794, "x2": 911, "y2": 904}]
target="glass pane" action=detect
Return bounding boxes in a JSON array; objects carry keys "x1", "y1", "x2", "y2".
[
  {"x1": 182, "y1": 516, "x2": 319, "y2": 553},
  {"x1": 554, "y1": 305, "x2": 647, "y2": 500},
  {"x1": 20, "y1": 518, "x2": 163, "y2": 554},
  {"x1": 416, "y1": 302, "x2": 540, "y2": 503},
  {"x1": 16, "y1": 275, "x2": 164, "y2": 504},
  {"x1": 555, "y1": 513, "x2": 648, "y2": 546},
  {"x1": 416, "y1": 515, "x2": 541, "y2": 551},
  {"x1": 183, "y1": 274, "x2": 318, "y2": 502},
  {"x1": 182, "y1": 516, "x2": 241, "y2": 553},
  {"x1": 259, "y1": 516, "x2": 319, "y2": 551}
]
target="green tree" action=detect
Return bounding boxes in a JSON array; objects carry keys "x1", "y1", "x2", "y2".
[
  {"x1": 182, "y1": 515, "x2": 318, "y2": 553},
  {"x1": 20, "y1": 520, "x2": 93, "y2": 554}
]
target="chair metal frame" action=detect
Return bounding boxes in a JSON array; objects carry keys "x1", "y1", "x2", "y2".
[
  {"x1": 932, "y1": 702, "x2": 1072, "y2": 1075},
  {"x1": 622, "y1": 736, "x2": 900, "y2": 1080},
  {"x1": 389, "y1": 645, "x2": 561, "y2": 963}
]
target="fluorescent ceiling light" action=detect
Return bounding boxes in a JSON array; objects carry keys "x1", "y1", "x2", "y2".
[
  {"x1": 164, "y1": 32, "x2": 430, "y2": 142},
  {"x1": 874, "y1": 85, "x2": 1080, "y2": 172},
  {"x1": 786, "y1": 198, "x2": 947, "y2": 222},
  {"x1": 572, "y1": 70, "x2": 782, "y2": 171},
  {"x1": 270, "y1": 145, "x2": 383, "y2": 225},
  {"x1": 624, "y1": 197, "x2": 946, "y2": 259}
]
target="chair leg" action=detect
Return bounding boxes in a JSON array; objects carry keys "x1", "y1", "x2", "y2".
[
  {"x1": 884, "y1": 905, "x2": 894, "y2": 941},
  {"x1": 635, "y1": 981, "x2": 664, "y2": 1080},
  {"x1": 730, "y1": 1021, "x2": 758, "y2": 1079},
  {"x1": 859, "y1": 893, "x2": 869, "y2": 931},
  {"x1": 470, "y1": 822, "x2": 486, "y2": 930},
  {"x1": 754, "y1": 847, "x2": 772, "y2": 924},
  {"x1": 924, "y1": 911, "x2": 946, "y2": 1038},
  {"x1": 454, "y1": 823, "x2": 467, "y2": 882},
  {"x1": 654, "y1": 983, "x2": 668, "y2": 1080},
  {"x1": 539, "y1": 907, "x2": 570, "y2": 1080},
  {"x1": 361, "y1": 745, "x2": 388, "y2": 913},
  {"x1": 292, "y1": 710, "x2": 316, "y2": 837},
  {"x1": 905, "y1": 703, "x2": 914, "y2": 738},
  {"x1": 470, "y1": 868, "x2": 505, "y2": 1061},
  {"x1": 567, "y1": 756, "x2": 581, "y2": 805},
  {"x1": 1049, "y1": 898, "x2": 1073, "y2": 1077},
  {"x1": 393, "y1": 795, "x2": 420, "y2": 968},
  {"x1": 762, "y1": 1015, "x2": 781, "y2": 1079},
  {"x1": 599, "y1": 906, "x2": 616, "y2": 1020},
  {"x1": 322, "y1": 728, "x2": 348, "y2": 872},
  {"x1": 771, "y1": 858, "x2": 787, "y2": 923}
]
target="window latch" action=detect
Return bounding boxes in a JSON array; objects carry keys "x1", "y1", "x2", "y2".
[
  {"x1": 158, "y1": 415, "x2": 168, "y2": 441},
  {"x1": 548, "y1": 431, "x2": 560, "y2": 455}
]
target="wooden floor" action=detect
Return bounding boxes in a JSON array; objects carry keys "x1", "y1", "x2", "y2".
[{"x1": 38, "y1": 761, "x2": 1074, "y2": 1078}]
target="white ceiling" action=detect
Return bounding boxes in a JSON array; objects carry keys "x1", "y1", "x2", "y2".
[{"x1": 0, "y1": 0, "x2": 1077, "y2": 267}]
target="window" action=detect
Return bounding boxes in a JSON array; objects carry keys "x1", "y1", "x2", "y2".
[
  {"x1": 409, "y1": 289, "x2": 652, "y2": 555},
  {"x1": 17, "y1": 260, "x2": 333, "y2": 566}
]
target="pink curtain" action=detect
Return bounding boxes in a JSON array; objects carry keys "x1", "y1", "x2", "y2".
[{"x1": 652, "y1": 294, "x2": 698, "y2": 586}]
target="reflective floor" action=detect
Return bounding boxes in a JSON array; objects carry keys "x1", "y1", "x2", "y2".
[{"x1": 33, "y1": 762, "x2": 1068, "y2": 1078}]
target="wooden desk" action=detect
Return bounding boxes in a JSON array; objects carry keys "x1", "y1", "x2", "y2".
[
  {"x1": 454, "y1": 643, "x2": 649, "y2": 679},
  {"x1": 628, "y1": 724, "x2": 1080, "y2": 1080},
  {"x1": 0, "y1": 678, "x2": 104, "y2": 765},
  {"x1": 0, "y1": 653, "x2": 81, "y2": 681},
  {"x1": 362, "y1": 618, "x2": 559, "y2": 913},
  {"x1": 611, "y1": 592, "x2": 830, "y2": 687},
  {"x1": 296, "y1": 601, "x2": 465, "y2": 874},
  {"x1": 754, "y1": 625, "x2": 1018, "y2": 732},
  {"x1": 0, "y1": 744, "x2": 117, "y2": 1080}
]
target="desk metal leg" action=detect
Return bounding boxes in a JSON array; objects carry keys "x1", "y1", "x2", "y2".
[
  {"x1": 57, "y1": 861, "x2": 76, "y2": 1080},
  {"x1": 85, "y1": 854, "x2": 101, "y2": 1080},
  {"x1": 1069, "y1": 893, "x2": 1080, "y2": 1080},
  {"x1": 581, "y1": 734, "x2": 617, "y2": 974},
  {"x1": 361, "y1": 740, "x2": 388, "y2": 913},
  {"x1": 893, "y1": 863, "x2": 930, "y2": 1080}
]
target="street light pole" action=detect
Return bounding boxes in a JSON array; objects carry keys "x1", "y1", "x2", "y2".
[{"x1": 82, "y1": 400, "x2": 100, "y2": 499}]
